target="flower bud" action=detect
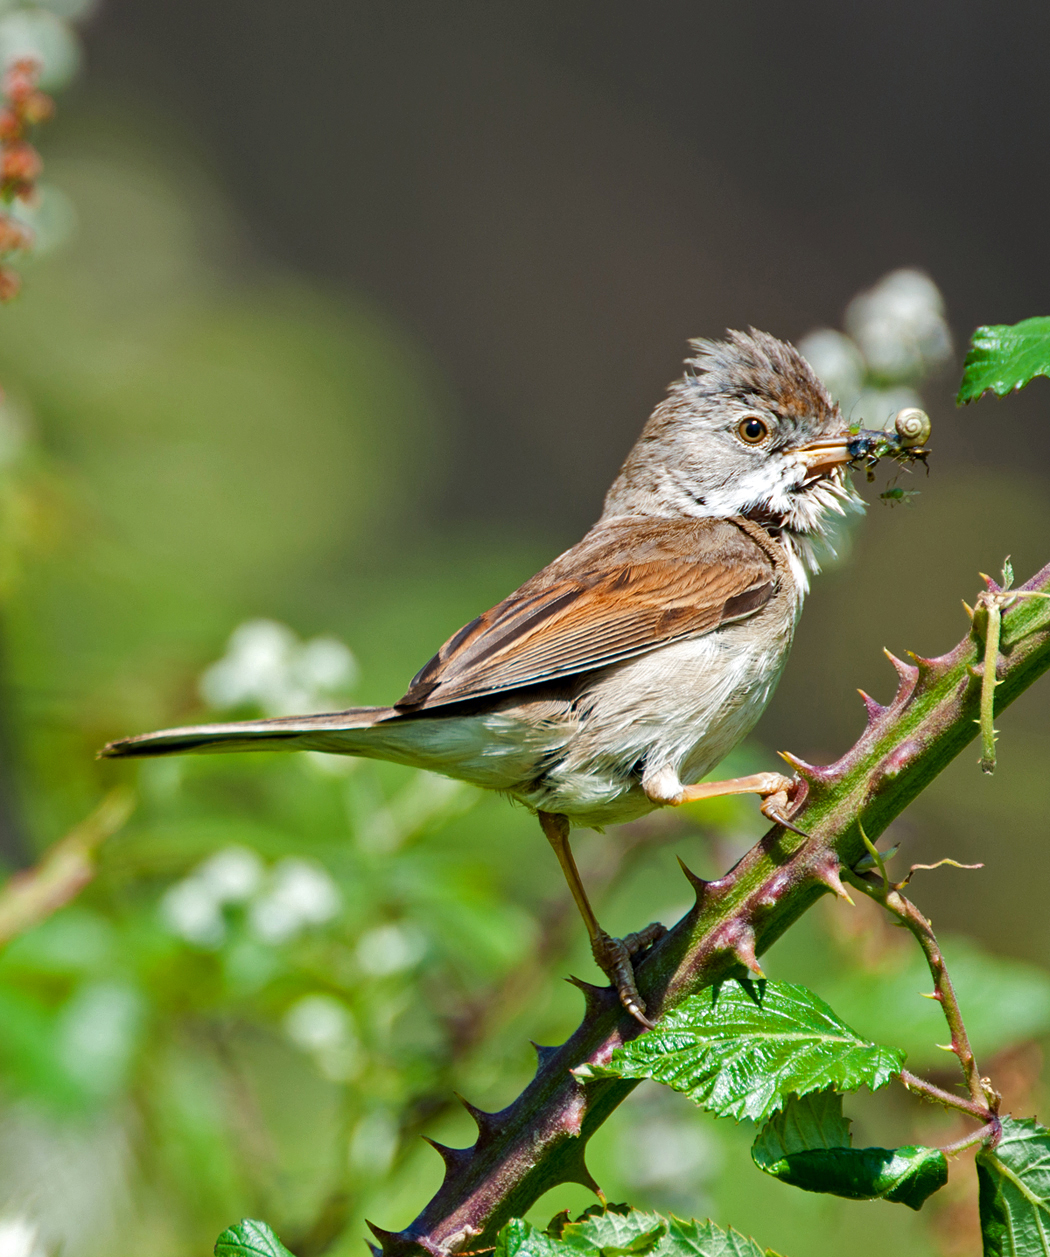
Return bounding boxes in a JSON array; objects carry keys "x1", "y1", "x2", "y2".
[
  {"x1": 2, "y1": 59, "x2": 40, "y2": 106},
  {"x1": 1, "y1": 142, "x2": 42, "y2": 185},
  {"x1": 0, "y1": 109, "x2": 20, "y2": 143},
  {"x1": 0, "y1": 215, "x2": 31, "y2": 253},
  {"x1": 0, "y1": 266, "x2": 22, "y2": 302},
  {"x1": 20, "y1": 91, "x2": 53, "y2": 126}
]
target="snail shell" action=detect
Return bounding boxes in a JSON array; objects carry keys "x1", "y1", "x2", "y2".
[{"x1": 894, "y1": 407, "x2": 931, "y2": 448}]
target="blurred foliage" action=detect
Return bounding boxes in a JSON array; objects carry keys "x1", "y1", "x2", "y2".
[{"x1": 0, "y1": 100, "x2": 1048, "y2": 1257}]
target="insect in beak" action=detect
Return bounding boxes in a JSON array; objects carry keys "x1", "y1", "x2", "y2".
[{"x1": 793, "y1": 409, "x2": 932, "y2": 476}]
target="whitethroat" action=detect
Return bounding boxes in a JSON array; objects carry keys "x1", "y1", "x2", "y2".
[{"x1": 102, "y1": 329, "x2": 931, "y2": 1026}]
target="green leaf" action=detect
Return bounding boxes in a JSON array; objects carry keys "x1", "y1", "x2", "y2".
[
  {"x1": 751, "y1": 1089, "x2": 852, "y2": 1160},
  {"x1": 956, "y1": 317, "x2": 1050, "y2": 404},
  {"x1": 752, "y1": 1092, "x2": 947, "y2": 1211},
  {"x1": 587, "y1": 979, "x2": 904, "y2": 1122},
  {"x1": 215, "y1": 1219, "x2": 297, "y2": 1257},
  {"x1": 976, "y1": 1116, "x2": 1050, "y2": 1256},
  {"x1": 495, "y1": 1206, "x2": 776, "y2": 1257}
]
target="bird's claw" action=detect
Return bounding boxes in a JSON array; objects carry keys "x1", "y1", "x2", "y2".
[
  {"x1": 760, "y1": 781, "x2": 809, "y2": 837},
  {"x1": 591, "y1": 923, "x2": 667, "y2": 1029}
]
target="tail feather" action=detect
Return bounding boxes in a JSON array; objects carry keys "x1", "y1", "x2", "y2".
[{"x1": 100, "y1": 706, "x2": 397, "y2": 759}]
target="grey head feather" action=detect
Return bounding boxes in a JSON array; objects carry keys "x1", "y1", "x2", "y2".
[{"x1": 600, "y1": 328, "x2": 863, "y2": 569}]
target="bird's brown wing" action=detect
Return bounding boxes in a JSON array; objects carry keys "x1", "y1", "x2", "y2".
[{"x1": 396, "y1": 516, "x2": 780, "y2": 710}]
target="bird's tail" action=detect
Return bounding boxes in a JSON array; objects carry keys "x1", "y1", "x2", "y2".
[{"x1": 99, "y1": 706, "x2": 398, "y2": 759}]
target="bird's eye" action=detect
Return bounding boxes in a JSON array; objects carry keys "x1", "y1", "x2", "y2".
[{"x1": 737, "y1": 416, "x2": 770, "y2": 445}]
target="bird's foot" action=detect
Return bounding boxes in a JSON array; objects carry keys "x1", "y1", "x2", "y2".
[
  {"x1": 758, "y1": 774, "x2": 809, "y2": 836},
  {"x1": 649, "y1": 770, "x2": 808, "y2": 835},
  {"x1": 591, "y1": 922, "x2": 668, "y2": 1029}
]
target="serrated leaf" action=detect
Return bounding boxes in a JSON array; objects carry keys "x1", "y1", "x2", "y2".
[
  {"x1": 957, "y1": 317, "x2": 1050, "y2": 403},
  {"x1": 495, "y1": 1207, "x2": 776, "y2": 1257},
  {"x1": 664, "y1": 1217, "x2": 771, "y2": 1257},
  {"x1": 590, "y1": 979, "x2": 904, "y2": 1122},
  {"x1": 751, "y1": 1090, "x2": 852, "y2": 1161},
  {"x1": 752, "y1": 1092, "x2": 946, "y2": 1211},
  {"x1": 215, "y1": 1218, "x2": 297, "y2": 1257},
  {"x1": 976, "y1": 1116, "x2": 1050, "y2": 1256}
]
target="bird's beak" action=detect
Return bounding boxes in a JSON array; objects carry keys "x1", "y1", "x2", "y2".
[
  {"x1": 790, "y1": 434, "x2": 854, "y2": 475},
  {"x1": 790, "y1": 411, "x2": 931, "y2": 477}
]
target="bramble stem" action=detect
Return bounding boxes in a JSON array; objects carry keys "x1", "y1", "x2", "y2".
[
  {"x1": 369, "y1": 559, "x2": 1050, "y2": 1257},
  {"x1": 849, "y1": 870, "x2": 987, "y2": 1111},
  {"x1": 897, "y1": 1069, "x2": 990, "y2": 1121},
  {"x1": 939, "y1": 1121, "x2": 1001, "y2": 1157}
]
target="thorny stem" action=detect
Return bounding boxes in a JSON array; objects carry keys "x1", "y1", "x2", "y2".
[
  {"x1": 288, "y1": 815, "x2": 694, "y2": 1255},
  {"x1": 368, "y1": 559, "x2": 1050, "y2": 1257},
  {"x1": 847, "y1": 849, "x2": 987, "y2": 1112},
  {"x1": 401, "y1": 812, "x2": 691, "y2": 1142},
  {"x1": 897, "y1": 1069, "x2": 990, "y2": 1121}
]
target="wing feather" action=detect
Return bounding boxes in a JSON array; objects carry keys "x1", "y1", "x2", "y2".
[{"x1": 397, "y1": 517, "x2": 780, "y2": 709}]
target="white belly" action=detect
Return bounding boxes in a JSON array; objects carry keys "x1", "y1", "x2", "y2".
[
  {"x1": 346, "y1": 610, "x2": 797, "y2": 830},
  {"x1": 520, "y1": 618, "x2": 794, "y2": 825}
]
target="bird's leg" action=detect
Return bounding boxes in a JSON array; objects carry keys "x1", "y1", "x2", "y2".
[
  {"x1": 643, "y1": 767, "x2": 807, "y2": 836},
  {"x1": 538, "y1": 810, "x2": 666, "y2": 1029}
]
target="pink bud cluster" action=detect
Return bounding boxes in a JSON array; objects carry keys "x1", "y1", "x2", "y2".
[{"x1": 0, "y1": 58, "x2": 54, "y2": 302}]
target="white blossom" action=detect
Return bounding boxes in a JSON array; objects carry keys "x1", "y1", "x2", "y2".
[
  {"x1": 200, "y1": 619, "x2": 357, "y2": 718},
  {"x1": 355, "y1": 923, "x2": 426, "y2": 977},
  {"x1": 248, "y1": 858, "x2": 341, "y2": 944},
  {"x1": 845, "y1": 268, "x2": 952, "y2": 381},
  {"x1": 160, "y1": 877, "x2": 225, "y2": 948},
  {"x1": 284, "y1": 994, "x2": 361, "y2": 1081},
  {"x1": 0, "y1": 1216, "x2": 47, "y2": 1257},
  {"x1": 195, "y1": 846, "x2": 264, "y2": 904}
]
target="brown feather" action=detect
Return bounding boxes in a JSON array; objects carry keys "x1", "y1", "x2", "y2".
[{"x1": 396, "y1": 516, "x2": 778, "y2": 709}]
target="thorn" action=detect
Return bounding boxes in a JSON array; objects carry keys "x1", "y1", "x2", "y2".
[
  {"x1": 979, "y1": 572, "x2": 1002, "y2": 593},
  {"x1": 421, "y1": 1136, "x2": 471, "y2": 1178},
  {"x1": 364, "y1": 1228, "x2": 447, "y2": 1257},
  {"x1": 454, "y1": 1093, "x2": 501, "y2": 1143},
  {"x1": 883, "y1": 647, "x2": 920, "y2": 690},
  {"x1": 531, "y1": 1041, "x2": 561, "y2": 1071},
  {"x1": 906, "y1": 650, "x2": 942, "y2": 685},
  {"x1": 778, "y1": 749, "x2": 836, "y2": 785},
  {"x1": 920, "y1": 991, "x2": 942, "y2": 1001},
  {"x1": 560, "y1": 1146, "x2": 602, "y2": 1195},
  {"x1": 676, "y1": 855, "x2": 711, "y2": 899},
  {"x1": 716, "y1": 921, "x2": 765, "y2": 978},
  {"x1": 565, "y1": 974, "x2": 614, "y2": 1019},
  {"x1": 813, "y1": 860, "x2": 855, "y2": 905},
  {"x1": 857, "y1": 689, "x2": 887, "y2": 724},
  {"x1": 365, "y1": 1222, "x2": 401, "y2": 1253},
  {"x1": 936, "y1": 1043, "x2": 958, "y2": 1053},
  {"x1": 962, "y1": 599, "x2": 974, "y2": 621}
]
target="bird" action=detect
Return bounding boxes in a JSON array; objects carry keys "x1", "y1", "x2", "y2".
[{"x1": 102, "y1": 329, "x2": 927, "y2": 1027}]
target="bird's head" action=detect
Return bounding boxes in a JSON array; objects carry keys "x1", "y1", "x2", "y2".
[{"x1": 602, "y1": 328, "x2": 872, "y2": 571}]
